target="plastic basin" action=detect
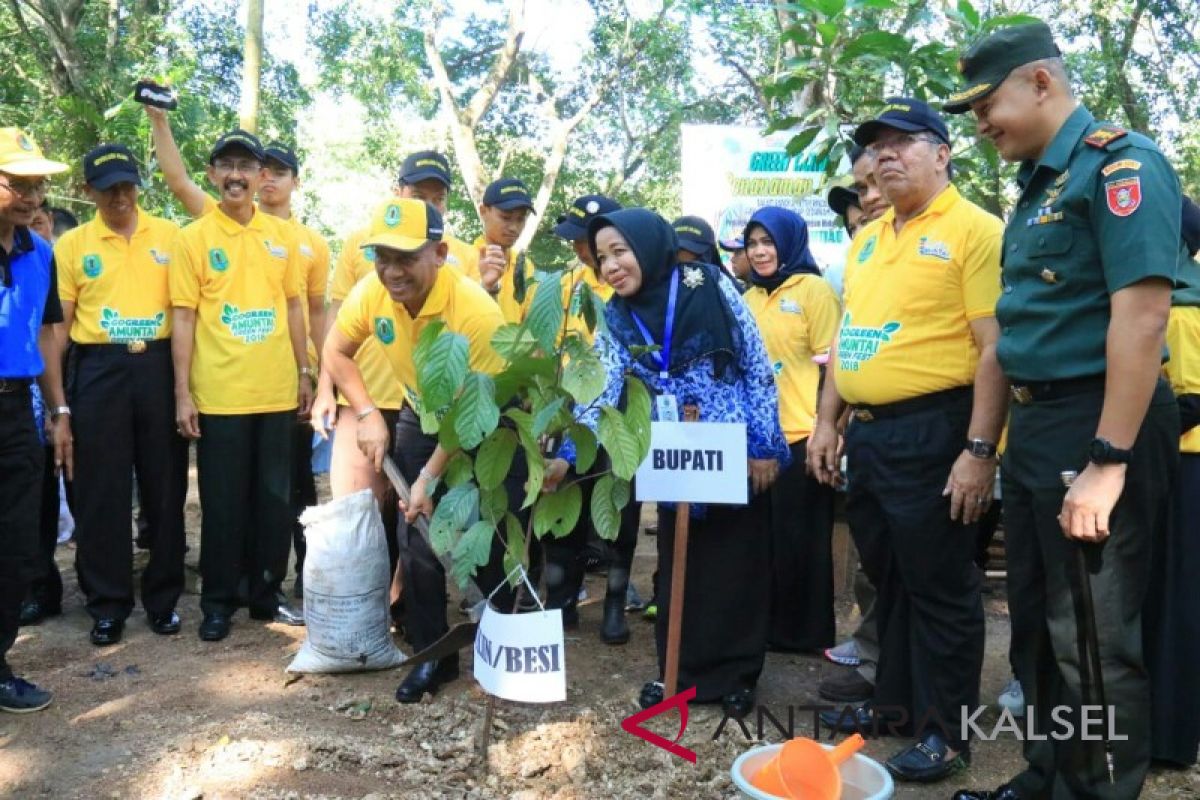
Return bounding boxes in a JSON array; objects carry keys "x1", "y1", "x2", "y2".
[{"x1": 731, "y1": 742, "x2": 894, "y2": 800}]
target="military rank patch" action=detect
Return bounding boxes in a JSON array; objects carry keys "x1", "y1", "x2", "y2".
[
  {"x1": 1101, "y1": 159, "x2": 1141, "y2": 177},
  {"x1": 1084, "y1": 127, "x2": 1127, "y2": 148},
  {"x1": 1105, "y1": 177, "x2": 1141, "y2": 217}
]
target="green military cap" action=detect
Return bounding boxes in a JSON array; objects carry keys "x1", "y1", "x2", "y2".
[{"x1": 943, "y1": 21, "x2": 1061, "y2": 114}]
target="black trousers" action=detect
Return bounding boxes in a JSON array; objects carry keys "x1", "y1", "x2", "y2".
[
  {"x1": 24, "y1": 444, "x2": 63, "y2": 608},
  {"x1": 767, "y1": 438, "x2": 836, "y2": 652},
  {"x1": 197, "y1": 410, "x2": 294, "y2": 616},
  {"x1": 290, "y1": 422, "x2": 317, "y2": 578},
  {"x1": 655, "y1": 495, "x2": 771, "y2": 702},
  {"x1": 845, "y1": 390, "x2": 984, "y2": 750},
  {"x1": 391, "y1": 408, "x2": 524, "y2": 652},
  {"x1": 70, "y1": 343, "x2": 187, "y2": 620},
  {"x1": 1145, "y1": 452, "x2": 1200, "y2": 767},
  {"x1": 543, "y1": 467, "x2": 641, "y2": 609},
  {"x1": 0, "y1": 388, "x2": 43, "y2": 680},
  {"x1": 1003, "y1": 381, "x2": 1178, "y2": 799}
]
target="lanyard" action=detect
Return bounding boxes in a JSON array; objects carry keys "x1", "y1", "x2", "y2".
[{"x1": 629, "y1": 269, "x2": 679, "y2": 379}]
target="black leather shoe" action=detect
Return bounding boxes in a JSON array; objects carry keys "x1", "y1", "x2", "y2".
[
  {"x1": 90, "y1": 618, "x2": 124, "y2": 647},
  {"x1": 818, "y1": 667, "x2": 875, "y2": 702},
  {"x1": 395, "y1": 657, "x2": 460, "y2": 704},
  {"x1": 885, "y1": 731, "x2": 970, "y2": 782},
  {"x1": 18, "y1": 600, "x2": 61, "y2": 626},
  {"x1": 722, "y1": 689, "x2": 755, "y2": 719},
  {"x1": 198, "y1": 612, "x2": 232, "y2": 642},
  {"x1": 638, "y1": 680, "x2": 664, "y2": 710},
  {"x1": 818, "y1": 700, "x2": 909, "y2": 736},
  {"x1": 600, "y1": 594, "x2": 629, "y2": 644},
  {"x1": 953, "y1": 785, "x2": 1022, "y2": 800},
  {"x1": 148, "y1": 611, "x2": 181, "y2": 635},
  {"x1": 249, "y1": 603, "x2": 305, "y2": 626}
]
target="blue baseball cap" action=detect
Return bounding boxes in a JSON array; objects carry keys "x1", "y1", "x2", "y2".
[
  {"x1": 718, "y1": 237, "x2": 743, "y2": 252},
  {"x1": 553, "y1": 194, "x2": 621, "y2": 240},
  {"x1": 83, "y1": 144, "x2": 142, "y2": 190},
  {"x1": 482, "y1": 177, "x2": 535, "y2": 212},
  {"x1": 264, "y1": 141, "x2": 299, "y2": 174},
  {"x1": 399, "y1": 150, "x2": 452, "y2": 188},
  {"x1": 852, "y1": 97, "x2": 951, "y2": 148}
]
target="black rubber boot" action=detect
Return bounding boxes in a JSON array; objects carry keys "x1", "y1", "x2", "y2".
[{"x1": 601, "y1": 567, "x2": 630, "y2": 644}]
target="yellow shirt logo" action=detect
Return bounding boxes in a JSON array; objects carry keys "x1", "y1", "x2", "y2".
[
  {"x1": 837, "y1": 312, "x2": 902, "y2": 372},
  {"x1": 219, "y1": 303, "x2": 277, "y2": 344}
]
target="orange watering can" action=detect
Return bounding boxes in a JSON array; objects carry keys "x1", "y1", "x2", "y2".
[{"x1": 750, "y1": 734, "x2": 866, "y2": 799}]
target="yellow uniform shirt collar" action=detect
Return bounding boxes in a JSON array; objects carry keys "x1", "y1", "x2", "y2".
[
  {"x1": 878, "y1": 183, "x2": 962, "y2": 229},
  {"x1": 404, "y1": 264, "x2": 453, "y2": 320},
  {"x1": 95, "y1": 205, "x2": 151, "y2": 240},
  {"x1": 212, "y1": 203, "x2": 267, "y2": 236}
]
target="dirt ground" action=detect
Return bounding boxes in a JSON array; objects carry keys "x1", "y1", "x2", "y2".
[{"x1": 2, "y1": 469, "x2": 1198, "y2": 800}]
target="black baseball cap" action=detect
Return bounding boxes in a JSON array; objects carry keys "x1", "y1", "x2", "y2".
[
  {"x1": 83, "y1": 144, "x2": 141, "y2": 190},
  {"x1": 853, "y1": 97, "x2": 951, "y2": 148},
  {"x1": 827, "y1": 185, "x2": 861, "y2": 217},
  {"x1": 264, "y1": 141, "x2": 299, "y2": 174},
  {"x1": 944, "y1": 22, "x2": 1061, "y2": 114},
  {"x1": 482, "y1": 177, "x2": 535, "y2": 212},
  {"x1": 553, "y1": 194, "x2": 621, "y2": 240},
  {"x1": 399, "y1": 150, "x2": 452, "y2": 188},
  {"x1": 209, "y1": 129, "x2": 265, "y2": 164},
  {"x1": 672, "y1": 215, "x2": 716, "y2": 256}
]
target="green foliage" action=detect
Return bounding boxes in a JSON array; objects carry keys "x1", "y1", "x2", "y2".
[
  {"x1": 0, "y1": 2, "x2": 308, "y2": 223},
  {"x1": 412, "y1": 269, "x2": 650, "y2": 593}
]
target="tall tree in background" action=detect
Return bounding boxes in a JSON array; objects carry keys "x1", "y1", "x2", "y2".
[{"x1": 238, "y1": 0, "x2": 264, "y2": 133}]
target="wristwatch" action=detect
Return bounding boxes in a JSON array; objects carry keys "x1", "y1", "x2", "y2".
[
  {"x1": 51, "y1": 405, "x2": 71, "y2": 420},
  {"x1": 1088, "y1": 437, "x2": 1132, "y2": 465},
  {"x1": 964, "y1": 438, "x2": 997, "y2": 460}
]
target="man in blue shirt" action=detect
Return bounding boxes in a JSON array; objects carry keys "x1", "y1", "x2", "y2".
[{"x1": 0, "y1": 128, "x2": 70, "y2": 713}]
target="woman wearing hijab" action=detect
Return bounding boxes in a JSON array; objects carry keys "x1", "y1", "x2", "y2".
[
  {"x1": 545, "y1": 208, "x2": 789, "y2": 718},
  {"x1": 742, "y1": 206, "x2": 842, "y2": 654}
]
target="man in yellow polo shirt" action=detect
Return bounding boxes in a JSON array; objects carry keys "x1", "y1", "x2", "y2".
[
  {"x1": 170, "y1": 129, "x2": 312, "y2": 642},
  {"x1": 54, "y1": 144, "x2": 188, "y2": 646},
  {"x1": 323, "y1": 197, "x2": 518, "y2": 704},
  {"x1": 806, "y1": 98, "x2": 1006, "y2": 783},
  {"x1": 474, "y1": 177, "x2": 537, "y2": 323}
]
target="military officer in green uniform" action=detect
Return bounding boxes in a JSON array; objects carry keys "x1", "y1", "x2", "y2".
[{"x1": 945, "y1": 22, "x2": 1182, "y2": 800}]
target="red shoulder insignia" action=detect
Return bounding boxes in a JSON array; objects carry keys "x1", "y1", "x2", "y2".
[{"x1": 1084, "y1": 127, "x2": 1127, "y2": 149}]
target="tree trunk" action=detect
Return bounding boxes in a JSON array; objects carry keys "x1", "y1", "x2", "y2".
[{"x1": 238, "y1": 0, "x2": 264, "y2": 133}]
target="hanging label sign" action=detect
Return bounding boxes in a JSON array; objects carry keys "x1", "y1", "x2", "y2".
[
  {"x1": 635, "y1": 421, "x2": 748, "y2": 504},
  {"x1": 473, "y1": 605, "x2": 566, "y2": 703}
]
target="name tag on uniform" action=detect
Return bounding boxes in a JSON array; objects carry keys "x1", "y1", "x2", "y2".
[{"x1": 656, "y1": 393, "x2": 679, "y2": 422}]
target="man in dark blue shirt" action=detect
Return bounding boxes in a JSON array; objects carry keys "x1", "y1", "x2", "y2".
[{"x1": 0, "y1": 128, "x2": 70, "y2": 713}]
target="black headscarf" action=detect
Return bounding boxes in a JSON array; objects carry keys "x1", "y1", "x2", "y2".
[
  {"x1": 743, "y1": 206, "x2": 822, "y2": 293},
  {"x1": 588, "y1": 208, "x2": 741, "y2": 381}
]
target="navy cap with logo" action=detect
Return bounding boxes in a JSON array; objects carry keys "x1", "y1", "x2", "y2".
[
  {"x1": 672, "y1": 215, "x2": 717, "y2": 256},
  {"x1": 719, "y1": 237, "x2": 744, "y2": 252},
  {"x1": 944, "y1": 22, "x2": 1061, "y2": 114},
  {"x1": 553, "y1": 194, "x2": 622, "y2": 241},
  {"x1": 482, "y1": 177, "x2": 535, "y2": 212},
  {"x1": 399, "y1": 150, "x2": 452, "y2": 188},
  {"x1": 264, "y1": 141, "x2": 299, "y2": 174},
  {"x1": 83, "y1": 143, "x2": 142, "y2": 190},
  {"x1": 209, "y1": 129, "x2": 265, "y2": 164},
  {"x1": 852, "y1": 97, "x2": 951, "y2": 148}
]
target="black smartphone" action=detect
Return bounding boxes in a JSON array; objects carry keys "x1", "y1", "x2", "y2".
[{"x1": 133, "y1": 80, "x2": 177, "y2": 110}]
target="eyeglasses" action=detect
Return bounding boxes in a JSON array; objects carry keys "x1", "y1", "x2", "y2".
[
  {"x1": 865, "y1": 133, "x2": 941, "y2": 158},
  {"x1": 0, "y1": 179, "x2": 49, "y2": 198},
  {"x1": 213, "y1": 158, "x2": 262, "y2": 174}
]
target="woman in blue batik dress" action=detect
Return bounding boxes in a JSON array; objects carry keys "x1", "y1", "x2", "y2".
[{"x1": 545, "y1": 208, "x2": 789, "y2": 719}]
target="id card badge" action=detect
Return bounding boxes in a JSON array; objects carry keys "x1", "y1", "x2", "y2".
[{"x1": 656, "y1": 394, "x2": 679, "y2": 422}]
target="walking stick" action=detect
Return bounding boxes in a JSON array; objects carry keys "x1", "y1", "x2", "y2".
[
  {"x1": 664, "y1": 405, "x2": 700, "y2": 697},
  {"x1": 1060, "y1": 471, "x2": 1116, "y2": 785}
]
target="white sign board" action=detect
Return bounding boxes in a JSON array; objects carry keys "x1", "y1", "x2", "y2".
[
  {"x1": 635, "y1": 421, "x2": 748, "y2": 505},
  {"x1": 680, "y1": 123, "x2": 850, "y2": 271},
  {"x1": 473, "y1": 605, "x2": 566, "y2": 703}
]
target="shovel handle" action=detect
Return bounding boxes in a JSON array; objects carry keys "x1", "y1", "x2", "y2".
[
  {"x1": 828, "y1": 733, "x2": 866, "y2": 765},
  {"x1": 382, "y1": 455, "x2": 432, "y2": 540}
]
